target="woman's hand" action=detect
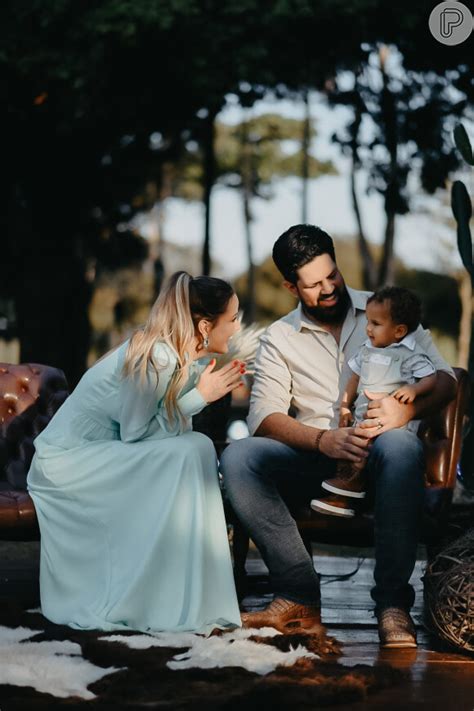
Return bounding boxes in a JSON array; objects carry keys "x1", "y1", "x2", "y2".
[{"x1": 197, "y1": 359, "x2": 245, "y2": 404}]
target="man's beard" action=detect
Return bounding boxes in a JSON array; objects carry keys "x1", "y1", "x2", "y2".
[{"x1": 300, "y1": 285, "x2": 351, "y2": 324}]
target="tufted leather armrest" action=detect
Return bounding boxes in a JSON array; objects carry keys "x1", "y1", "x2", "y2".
[
  {"x1": 419, "y1": 367, "x2": 470, "y2": 489},
  {"x1": 0, "y1": 363, "x2": 69, "y2": 491},
  {"x1": 0, "y1": 491, "x2": 37, "y2": 529}
]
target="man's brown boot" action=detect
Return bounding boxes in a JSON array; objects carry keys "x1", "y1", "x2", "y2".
[
  {"x1": 241, "y1": 596, "x2": 322, "y2": 633},
  {"x1": 376, "y1": 607, "x2": 417, "y2": 648}
]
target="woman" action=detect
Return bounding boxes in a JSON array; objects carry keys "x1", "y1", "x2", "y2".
[{"x1": 27, "y1": 271, "x2": 243, "y2": 634}]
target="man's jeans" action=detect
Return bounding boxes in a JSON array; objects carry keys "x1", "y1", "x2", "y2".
[{"x1": 220, "y1": 429, "x2": 425, "y2": 611}]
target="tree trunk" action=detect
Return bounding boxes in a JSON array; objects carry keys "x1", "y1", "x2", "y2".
[
  {"x1": 377, "y1": 49, "x2": 398, "y2": 288},
  {"x1": 377, "y1": 211, "x2": 396, "y2": 286},
  {"x1": 152, "y1": 162, "x2": 175, "y2": 297},
  {"x1": 350, "y1": 160, "x2": 376, "y2": 290},
  {"x1": 7, "y1": 119, "x2": 92, "y2": 388},
  {"x1": 301, "y1": 89, "x2": 310, "y2": 224},
  {"x1": 457, "y1": 270, "x2": 474, "y2": 490},
  {"x1": 346, "y1": 76, "x2": 376, "y2": 291},
  {"x1": 242, "y1": 189, "x2": 255, "y2": 323},
  {"x1": 457, "y1": 271, "x2": 472, "y2": 369},
  {"x1": 17, "y1": 256, "x2": 91, "y2": 388},
  {"x1": 202, "y1": 111, "x2": 217, "y2": 276},
  {"x1": 240, "y1": 120, "x2": 256, "y2": 323}
]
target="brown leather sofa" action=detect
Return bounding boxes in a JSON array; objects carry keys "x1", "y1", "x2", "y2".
[
  {"x1": 0, "y1": 363, "x2": 69, "y2": 539},
  {"x1": 0, "y1": 360, "x2": 470, "y2": 579},
  {"x1": 231, "y1": 367, "x2": 470, "y2": 594}
]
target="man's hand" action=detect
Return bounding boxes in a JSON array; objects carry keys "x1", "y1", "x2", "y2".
[
  {"x1": 359, "y1": 390, "x2": 414, "y2": 438},
  {"x1": 319, "y1": 427, "x2": 371, "y2": 464}
]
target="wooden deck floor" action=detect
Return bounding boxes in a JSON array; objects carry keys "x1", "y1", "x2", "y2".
[{"x1": 242, "y1": 550, "x2": 474, "y2": 709}]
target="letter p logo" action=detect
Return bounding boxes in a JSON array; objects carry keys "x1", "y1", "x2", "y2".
[
  {"x1": 440, "y1": 8, "x2": 463, "y2": 37},
  {"x1": 429, "y1": 2, "x2": 473, "y2": 45}
]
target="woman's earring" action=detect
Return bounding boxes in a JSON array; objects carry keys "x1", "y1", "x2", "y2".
[{"x1": 203, "y1": 336, "x2": 209, "y2": 349}]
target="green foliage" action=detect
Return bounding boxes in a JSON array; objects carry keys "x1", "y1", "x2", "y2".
[
  {"x1": 451, "y1": 122, "x2": 474, "y2": 489},
  {"x1": 215, "y1": 114, "x2": 335, "y2": 194},
  {"x1": 454, "y1": 124, "x2": 474, "y2": 167},
  {"x1": 396, "y1": 270, "x2": 461, "y2": 340},
  {"x1": 451, "y1": 122, "x2": 473, "y2": 320},
  {"x1": 2, "y1": 0, "x2": 473, "y2": 379},
  {"x1": 451, "y1": 124, "x2": 473, "y2": 287},
  {"x1": 451, "y1": 181, "x2": 473, "y2": 281},
  {"x1": 330, "y1": 54, "x2": 465, "y2": 216},
  {"x1": 173, "y1": 114, "x2": 335, "y2": 202}
]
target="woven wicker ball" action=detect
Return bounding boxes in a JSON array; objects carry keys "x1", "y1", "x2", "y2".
[{"x1": 424, "y1": 529, "x2": 474, "y2": 653}]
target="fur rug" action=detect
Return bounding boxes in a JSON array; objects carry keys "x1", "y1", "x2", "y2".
[{"x1": 0, "y1": 603, "x2": 401, "y2": 709}]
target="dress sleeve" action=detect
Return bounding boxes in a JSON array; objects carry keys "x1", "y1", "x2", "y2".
[
  {"x1": 118, "y1": 343, "x2": 207, "y2": 442},
  {"x1": 118, "y1": 344, "x2": 178, "y2": 442},
  {"x1": 247, "y1": 331, "x2": 292, "y2": 436},
  {"x1": 177, "y1": 386, "x2": 208, "y2": 418}
]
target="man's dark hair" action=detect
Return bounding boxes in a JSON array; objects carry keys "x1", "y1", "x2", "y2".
[
  {"x1": 272, "y1": 224, "x2": 336, "y2": 284},
  {"x1": 367, "y1": 286, "x2": 422, "y2": 334}
]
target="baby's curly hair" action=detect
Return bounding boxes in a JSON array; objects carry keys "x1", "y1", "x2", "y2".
[{"x1": 367, "y1": 286, "x2": 421, "y2": 334}]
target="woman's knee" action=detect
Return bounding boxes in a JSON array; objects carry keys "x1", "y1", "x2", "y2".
[{"x1": 182, "y1": 430, "x2": 216, "y2": 460}]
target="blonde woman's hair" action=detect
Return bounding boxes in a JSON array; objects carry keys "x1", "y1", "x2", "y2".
[{"x1": 123, "y1": 271, "x2": 234, "y2": 424}]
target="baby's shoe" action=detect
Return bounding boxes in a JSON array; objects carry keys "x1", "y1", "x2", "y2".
[
  {"x1": 311, "y1": 492, "x2": 357, "y2": 517},
  {"x1": 321, "y1": 468, "x2": 366, "y2": 500}
]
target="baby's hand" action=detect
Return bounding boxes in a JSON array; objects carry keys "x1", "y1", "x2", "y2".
[
  {"x1": 338, "y1": 406, "x2": 353, "y2": 428},
  {"x1": 392, "y1": 385, "x2": 417, "y2": 404}
]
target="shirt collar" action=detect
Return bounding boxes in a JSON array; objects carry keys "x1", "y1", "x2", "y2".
[
  {"x1": 294, "y1": 286, "x2": 366, "y2": 333},
  {"x1": 363, "y1": 332, "x2": 417, "y2": 351}
]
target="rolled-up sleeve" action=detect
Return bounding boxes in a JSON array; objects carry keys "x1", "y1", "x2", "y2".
[
  {"x1": 247, "y1": 333, "x2": 292, "y2": 435},
  {"x1": 414, "y1": 326, "x2": 456, "y2": 379}
]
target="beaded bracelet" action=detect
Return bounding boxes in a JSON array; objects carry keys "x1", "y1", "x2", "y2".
[{"x1": 314, "y1": 429, "x2": 328, "y2": 452}]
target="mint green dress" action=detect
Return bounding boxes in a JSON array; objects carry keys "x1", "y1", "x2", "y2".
[{"x1": 27, "y1": 341, "x2": 241, "y2": 634}]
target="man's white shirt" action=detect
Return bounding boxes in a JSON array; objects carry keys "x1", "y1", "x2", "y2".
[{"x1": 247, "y1": 287, "x2": 455, "y2": 435}]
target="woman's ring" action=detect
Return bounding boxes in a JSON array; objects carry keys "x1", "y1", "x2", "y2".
[{"x1": 377, "y1": 418, "x2": 383, "y2": 429}]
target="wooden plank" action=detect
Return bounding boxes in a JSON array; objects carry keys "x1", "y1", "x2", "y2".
[
  {"x1": 241, "y1": 552, "x2": 474, "y2": 708},
  {"x1": 243, "y1": 554, "x2": 427, "y2": 622}
]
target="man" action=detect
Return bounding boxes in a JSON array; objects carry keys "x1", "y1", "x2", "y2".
[{"x1": 220, "y1": 224, "x2": 456, "y2": 648}]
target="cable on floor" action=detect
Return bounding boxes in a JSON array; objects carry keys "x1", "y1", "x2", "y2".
[{"x1": 320, "y1": 556, "x2": 366, "y2": 585}]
